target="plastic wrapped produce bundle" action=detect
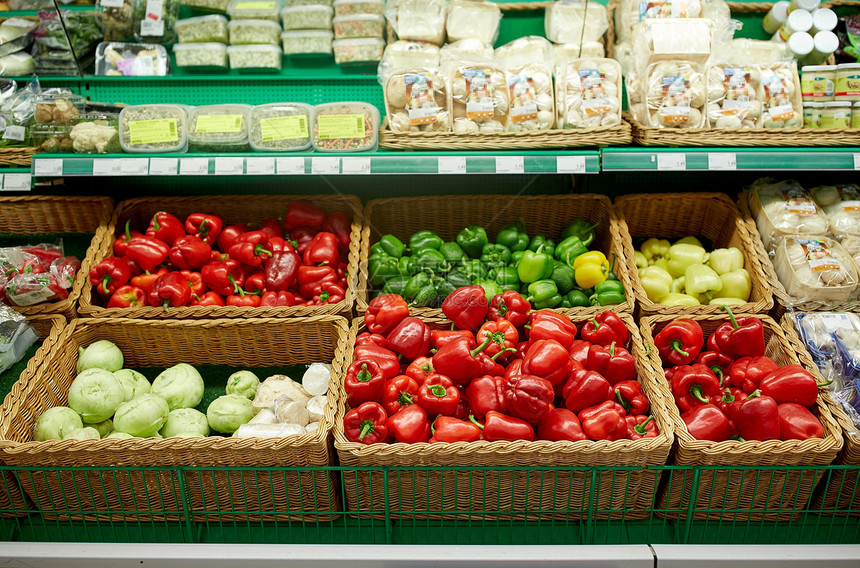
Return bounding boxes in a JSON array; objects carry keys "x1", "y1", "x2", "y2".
[
  {"x1": 385, "y1": 0, "x2": 447, "y2": 46},
  {"x1": 615, "y1": 0, "x2": 703, "y2": 44},
  {"x1": 811, "y1": 185, "x2": 860, "y2": 237},
  {"x1": 440, "y1": 39, "x2": 493, "y2": 74},
  {"x1": 495, "y1": 36, "x2": 554, "y2": 71},
  {"x1": 556, "y1": 57, "x2": 621, "y2": 129},
  {"x1": 544, "y1": 0, "x2": 608, "y2": 44},
  {"x1": 384, "y1": 68, "x2": 451, "y2": 133},
  {"x1": 446, "y1": 0, "x2": 502, "y2": 45},
  {"x1": 748, "y1": 180, "x2": 829, "y2": 249},
  {"x1": 706, "y1": 65, "x2": 762, "y2": 129},
  {"x1": 505, "y1": 63, "x2": 555, "y2": 132},
  {"x1": 553, "y1": 42, "x2": 605, "y2": 75},
  {"x1": 377, "y1": 41, "x2": 440, "y2": 83},
  {"x1": 637, "y1": 60, "x2": 706, "y2": 128},
  {"x1": 759, "y1": 63, "x2": 803, "y2": 128},
  {"x1": 772, "y1": 235, "x2": 859, "y2": 303},
  {"x1": 633, "y1": 18, "x2": 713, "y2": 71},
  {"x1": 448, "y1": 63, "x2": 510, "y2": 134}
]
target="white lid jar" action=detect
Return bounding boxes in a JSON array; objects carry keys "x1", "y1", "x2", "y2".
[{"x1": 836, "y1": 63, "x2": 860, "y2": 102}]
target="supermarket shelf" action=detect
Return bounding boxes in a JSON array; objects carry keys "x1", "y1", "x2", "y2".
[
  {"x1": 0, "y1": 5, "x2": 97, "y2": 17},
  {"x1": 30, "y1": 151, "x2": 600, "y2": 177},
  {"x1": 601, "y1": 148, "x2": 860, "y2": 172},
  {"x1": 652, "y1": 545, "x2": 860, "y2": 568}
]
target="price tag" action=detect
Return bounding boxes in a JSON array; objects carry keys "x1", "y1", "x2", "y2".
[
  {"x1": 93, "y1": 158, "x2": 122, "y2": 176},
  {"x1": 496, "y1": 156, "x2": 524, "y2": 174},
  {"x1": 2, "y1": 174, "x2": 30, "y2": 191},
  {"x1": 657, "y1": 153, "x2": 687, "y2": 171},
  {"x1": 854, "y1": 153, "x2": 860, "y2": 170},
  {"x1": 246, "y1": 157, "x2": 275, "y2": 175},
  {"x1": 438, "y1": 156, "x2": 467, "y2": 174},
  {"x1": 121, "y1": 158, "x2": 149, "y2": 176},
  {"x1": 180, "y1": 158, "x2": 209, "y2": 175},
  {"x1": 708, "y1": 152, "x2": 737, "y2": 171},
  {"x1": 557, "y1": 156, "x2": 587, "y2": 174},
  {"x1": 214, "y1": 157, "x2": 244, "y2": 175},
  {"x1": 276, "y1": 157, "x2": 305, "y2": 175},
  {"x1": 149, "y1": 157, "x2": 178, "y2": 176},
  {"x1": 33, "y1": 158, "x2": 63, "y2": 177},
  {"x1": 342, "y1": 157, "x2": 371, "y2": 175},
  {"x1": 311, "y1": 157, "x2": 340, "y2": 175}
]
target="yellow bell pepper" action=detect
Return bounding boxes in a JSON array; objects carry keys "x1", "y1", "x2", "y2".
[{"x1": 573, "y1": 251, "x2": 609, "y2": 289}]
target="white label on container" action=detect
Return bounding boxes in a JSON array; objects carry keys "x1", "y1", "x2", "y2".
[
  {"x1": 2, "y1": 174, "x2": 29, "y2": 191},
  {"x1": 657, "y1": 153, "x2": 686, "y2": 170},
  {"x1": 312, "y1": 157, "x2": 340, "y2": 175},
  {"x1": 815, "y1": 313, "x2": 857, "y2": 332},
  {"x1": 2, "y1": 125, "x2": 25, "y2": 142},
  {"x1": 100, "y1": 0, "x2": 124, "y2": 7},
  {"x1": 276, "y1": 157, "x2": 305, "y2": 175},
  {"x1": 93, "y1": 158, "x2": 122, "y2": 176},
  {"x1": 180, "y1": 158, "x2": 209, "y2": 175},
  {"x1": 708, "y1": 152, "x2": 737, "y2": 171},
  {"x1": 149, "y1": 157, "x2": 178, "y2": 175},
  {"x1": 141, "y1": 0, "x2": 165, "y2": 36},
  {"x1": 342, "y1": 157, "x2": 371, "y2": 174},
  {"x1": 438, "y1": 156, "x2": 467, "y2": 174},
  {"x1": 121, "y1": 158, "x2": 149, "y2": 175},
  {"x1": 34, "y1": 159, "x2": 62, "y2": 176},
  {"x1": 246, "y1": 157, "x2": 275, "y2": 175},
  {"x1": 557, "y1": 156, "x2": 587, "y2": 173},
  {"x1": 214, "y1": 157, "x2": 244, "y2": 175},
  {"x1": 854, "y1": 153, "x2": 860, "y2": 170},
  {"x1": 496, "y1": 156, "x2": 524, "y2": 174}
]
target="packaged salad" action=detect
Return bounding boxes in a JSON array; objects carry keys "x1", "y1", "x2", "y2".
[
  {"x1": 173, "y1": 42, "x2": 229, "y2": 70},
  {"x1": 188, "y1": 104, "x2": 251, "y2": 152},
  {"x1": 228, "y1": 19, "x2": 282, "y2": 46},
  {"x1": 333, "y1": 0, "x2": 383, "y2": 17},
  {"x1": 227, "y1": 44, "x2": 284, "y2": 72},
  {"x1": 312, "y1": 101, "x2": 379, "y2": 152},
  {"x1": 175, "y1": 15, "x2": 229, "y2": 43},
  {"x1": 281, "y1": 30, "x2": 333, "y2": 56},
  {"x1": 281, "y1": 5, "x2": 333, "y2": 30},
  {"x1": 119, "y1": 104, "x2": 188, "y2": 153},
  {"x1": 250, "y1": 102, "x2": 313, "y2": 151}
]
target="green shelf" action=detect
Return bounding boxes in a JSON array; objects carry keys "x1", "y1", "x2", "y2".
[{"x1": 601, "y1": 148, "x2": 860, "y2": 172}]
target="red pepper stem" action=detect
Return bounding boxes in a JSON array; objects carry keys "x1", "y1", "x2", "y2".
[
  {"x1": 615, "y1": 389, "x2": 630, "y2": 412},
  {"x1": 152, "y1": 214, "x2": 161, "y2": 231},
  {"x1": 491, "y1": 347, "x2": 516, "y2": 361},
  {"x1": 124, "y1": 219, "x2": 132, "y2": 241},
  {"x1": 818, "y1": 379, "x2": 834, "y2": 388},
  {"x1": 468, "y1": 415, "x2": 484, "y2": 430},
  {"x1": 670, "y1": 339, "x2": 689, "y2": 358},
  {"x1": 711, "y1": 366, "x2": 724, "y2": 383},
  {"x1": 421, "y1": 364, "x2": 432, "y2": 373},
  {"x1": 254, "y1": 245, "x2": 273, "y2": 257},
  {"x1": 634, "y1": 416, "x2": 654, "y2": 435},
  {"x1": 356, "y1": 364, "x2": 371, "y2": 383},
  {"x1": 497, "y1": 302, "x2": 508, "y2": 316},
  {"x1": 398, "y1": 392, "x2": 413, "y2": 406},
  {"x1": 198, "y1": 219, "x2": 209, "y2": 237},
  {"x1": 101, "y1": 274, "x2": 111, "y2": 295},
  {"x1": 358, "y1": 421, "x2": 374, "y2": 441},
  {"x1": 690, "y1": 385, "x2": 709, "y2": 404},
  {"x1": 721, "y1": 304, "x2": 739, "y2": 329},
  {"x1": 228, "y1": 274, "x2": 239, "y2": 294},
  {"x1": 722, "y1": 389, "x2": 735, "y2": 404},
  {"x1": 428, "y1": 384, "x2": 447, "y2": 398},
  {"x1": 609, "y1": 341, "x2": 616, "y2": 357},
  {"x1": 747, "y1": 390, "x2": 761, "y2": 400},
  {"x1": 471, "y1": 336, "x2": 494, "y2": 358}
]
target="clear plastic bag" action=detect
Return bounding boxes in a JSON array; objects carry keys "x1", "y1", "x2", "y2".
[
  {"x1": 100, "y1": 0, "x2": 134, "y2": 42},
  {"x1": 505, "y1": 63, "x2": 554, "y2": 132},
  {"x1": 633, "y1": 18, "x2": 714, "y2": 71},
  {"x1": 748, "y1": 180, "x2": 830, "y2": 249},
  {"x1": 729, "y1": 38, "x2": 789, "y2": 65},
  {"x1": 385, "y1": 0, "x2": 447, "y2": 46},
  {"x1": 705, "y1": 64, "x2": 761, "y2": 129},
  {"x1": 556, "y1": 58, "x2": 622, "y2": 129},
  {"x1": 552, "y1": 42, "x2": 605, "y2": 75},
  {"x1": 641, "y1": 60, "x2": 706, "y2": 128},
  {"x1": 384, "y1": 68, "x2": 450, "y2": 133},
  {"x1": 448, "y1": 62, "x2": 509, "y2": 135},
  {"x1": 134, "y1": 0, "x2": 179, "y2": 44},
  {"x1": 759, "y1": 63, "x2": 803, "y2": 128},
  {"x1": 0, "y1": 305, "x2": 37, "y2": 374},
  {"x1": 495, "y1": 36, "x2": 554, "y2": 71},
  {"x1": 440, "y1": 39, "x2": 493, "y2": 75},
  {"x1": 377, "y1": 41, "x2": 440, "y2": 84},
  {"x1": 615, "y1": 0, "x2": 703, "y2": 44},
  {"x1": 95, "y1": 42, "x2": 170, "y2": 76},
  {"x1": 773, "y1": 235, "x2": 859, "y2": 303},
  {"x1": 544, "y1": 1, "x2": 609, "y2": 44},
  {"x1": 446, "y1": 0, "x2": 502, "y2": 45},
  {"x1": 811, "y1": 185, "x2": 860, "y2": 237}
]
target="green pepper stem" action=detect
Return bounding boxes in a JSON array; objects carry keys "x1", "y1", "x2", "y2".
[
  {"x1": 721, "y1": 304, "x2": 739, "y2": 329},
  {"x1": 491, "y1": 347, "x2": 516, "y2": 361},
  {"x1": 428, "y1": 384, "x2": 447, "y2": 398},
  {"x1": 398, "y1": 392, "x2": 413, "y2": 406},
  {"x1": 421, "y1": 363, "x2": 432, "y2": 373},
  {"x1": 609, "y1": 341, "x2": 616, "y2": 357},
  {"x1": 356, "y1": 364, "x2": 371, "y2": 383},
  {"x1": 817, "y1": 379, "x2": 835, "y2": 388},
  {"x1": 721, "y1": 388, "x2": 735, "y2": 404},
  {"x1": 101, "y1": 274, "x2": 111, "y2": 295},
  {"x1": 255, "y1": 245, "x2": 273, "y2": 257},
  {"x1": 712, "y1": 366, "x2": 724, "y2": 384},
  {"x1": 615, "y1": 389, "x2": 630, "y2": 412},
  {"x1": 124, "y1": 219, "x2": 132, "y2": 241},
  {"x1": 690, "y1": 385, "x2": 709, "y2": 404},
  {"x1": 358, "y1": 420, "x2": 374, "y2": 441},
  {"x1": 747, "y1": 390, "x2": 761, "y2": 400},
  {"x1": 468, "y1": 415, "x2": 484, "y2": 430},
  {"x1": 670, "y1": 339, "x2": 689, "y2": 358},
  {"x1": 634, "y1": 416, "x2": 654, "y2": 435},
  {"x1": 471, "y1": 336, "x2": 494, "y2": 358},
  {"x1": 228, "y1": 274, "x2": 239, "y2": 294},
  {"x1": 497, "y1": 301, "x2": 508, "y2": 316},
  {"x1": 152, "y1": 213, "x2": 161, "y2": 231}
]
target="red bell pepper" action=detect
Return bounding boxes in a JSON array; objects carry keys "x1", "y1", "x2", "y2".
[
  {"x1": 312, "y1": 282, "x2": 345, "y2": 305},
  {"x1": 228, "y1": 231, "x2": 274, "y2": 268},
  {"x1": 504, "y1": 374, "x2": 554, "y2": 424},
  {"x1": 226, "y1": 288, "x2": 262, "y2": 307},
  {"x1": 728, "y1": 356, "x2": 779, "y2": 395},
  {"x1": 18, "y1": 255, "x2": 46, "y2": 275},
  {"x1": 387, "y1": 404, "x2": 431, "y2": 444},
  {"x1": 563, "y1": 362, "x2": 613, "y2": 414},
  {"x1": 381, "y1": 374, "x2": 420, "y2": 416},
  {"x1": 442, "y1": 285, "x2": 489, "y2": 331},
  {"x1": 431, "y1": 329, "x2": 475, "y2": 350},
  {"x1": 357, "y1": 332, "x2": 388, "y2": 349},
  {"x1": 145, "y1": 211, "x2": 185, "y2": 246},
  {"x1": 297, "y1": 265, "x2": 337, "y2": 299},
  {"x1": 344, "y1": 360, "x2": 385, "y2": 406},
  {"x1": 585, "y1": 341, "x2": 636, "y2": 385},
  {"x1": 303, "y1": 232, "x2": 341, "y2": 266},
  {"x1": 131, "y1": 267, "x2": 168, "y2": 296},
  {"x1": 285, "y1": 200, "x2": 326, "y2": 229},
  {"x1": 465, "y1": 375, "x2": 507, "y2": 419},
  {"x1": 405, "y1": 356, "x2": 433, "y2": 384},
  {"x1": 178, "y1": 270, "x2": 206, "y2": 299},
  {"x1": 354, "y1": 344, "x2": 400, "y2": 380},
  {"x1": 477, "y1": 319, "x2": 518, "y2": 358},
  {"x1": 417, "y1": 373, "x2": 460, "y2": 416},
  {"x1": 259, "y1": 218, "x2": 284, "y2": 240},
  {"x1": 322, "y1": 210, "x2": 352, "y2": 252},
  {"x1": 169, "y1": 235, "x2": 211, "y2": 270},
  {"x1": 578, "y1": 401, "x2": 628, "y2": 441},
  {"x1": 113, "y1": 220, "x2": 142, "y2": 257},
  {"x1": 654, "y1": 319, "x2": 704, "y2": 367},
  {"x1": 288, "y1": 226, "x2": 316, "y2": 256},
  {"x1": 526, "y1": 311, "x2": 577, "y2": 349},
  {"x1": 626, "y1": 415, "x2": 658, "y2": 440},
  {"x1": 681, "y1": 404, "x2": 733, "y2": 442},
  {"x1": 191, "y1": 291, "x2": 225, "y2": 306},
  {"x1": 538, "y1": 408, "x2": 588, "y2": 442},
  {"x1": 126, "y1": 236, "x2": 169, "y2": 273},
  {"x1": 478, "y1": 351, "x2": 507, "y2": 378},
  {"x1": 568, "y1": 339, "x2": 591, "y2": 367},
  {"x1": 149, "y1": 272, "x2": 192, "y2": 308},
  {"x1": 260, "y1": 290, "x2": 295, "y2": 307},
  {"x1": 185, "y1": 213, "x2": 223, "y2": 245},
  {"x1": 614, "y1": 380, "x2": 650, "y2": 416},
  {"x1": 343, "y1": 401, "x2": 388, "y2": 444},
  {"x1": 386, "y1": 317, "x2": 431, "y2": 361},
  {"x1": 707, "y1": 307, "x2": 765, "y2": 359},
  {"x1": 474, "y1": 411, "x2": 535, "y2": 442},
  {"x1": 264, "y1": 249, "x2": 301, "y2": 292},
  {"x1": 711, "y1": 387, "x2": 748, "y2": 416},
  {"x1": 505, "y1": 359, "x2": 523, "y2": 380},
  {"x1": 729, "y1": 391, "x2": 780, "y2": 441},
  {"x1": 759, "y1": 364, "x2": 829, "y2": 408},
  {"x1": 215, "y1": 223, "x2": 248, "y2": 252},
  {"x1": 522, "y1": 339, "x2": 573, "y2": 387},
  {"x1": 432, "y1": 335, "x2": 493, "y2": 386},
  {"x1": 452, "y1": 395, "x2": 471, "y2": 421},
  {"x1": 89, "y1": 257, "x2": 131, "y2": 296},
  {"x1": 777, "y1": 403, "x2": 824, "y2": 440},
  {"x1": 672, "y1": 364, "x2": 723, "y2": 413},
  {"x1": 694, "y1": 351, "x2": 735, "y2": 386},
  {"x1": 201, "y1": 259, "x2": 244, "y2": 296},
  {"x1": 487, "y1": 291, "x2": 531, "y2": 330},
  {"x1": 106, "y1": 285, "x2": 147, "y2": 308},
  {"x1": 364, "y1": 294, "x2": 410, "y2": 335},
  {"x1": 580, "y1": 312, "x2": 629, "y2": 347},
  {"x1": 268, "y1": 237, "x2": 292, "y2": 254},
  {"x1": 242, "y1": 273, "x2": 264, "y2": 295},
  {"x1": 429, "y1": 416, "x2": 481, "y2": 443}
]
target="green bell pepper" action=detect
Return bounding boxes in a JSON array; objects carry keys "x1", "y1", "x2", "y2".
[
  {"x1": 556, "y1": 236, "x2": 588, "y2": 266},
  {"x1": 489, "y1": 265, "x2": 520, "y2": 291},
  {"x1": 559, "y1": 219, "x2": 599, "y2": 247},
  {"x1": 528, "y1": 235, "x2": 556, "y2": 259},
  {"x1": 675, "y1": 236, "x2": 704, "y2": 247},
  {"x1": 713, "y1": 268, "x2": 751, "y2": 302},
  {"x1": 398, "y1": 256, "x2": 414, "y2": 277},
  {"x1": 550, "y1": 261, "x2": 576, "y2": 295},
  {"x1": 411, "y1": 248, "x2": 451, "y2": 274},
  {"x1": 561, "y1": 289, "x2": 590, "y2": 308},
  {"x1": 589, "y1": 279, "x2": 625, "y2": 306},
  {"x1": 496, "y1": 218, "x2": 530, "y2": 252},
  {"x1": 383, "y1": 275, "x2": 410, "y2": 296},
  {"x1": 370, "y1": 242, "x2": 387, "y2": 257},
  {"x1": 526, "y1": 279, "x2": 562, "y2": 309},
  {"x1": 411, "y1": 282, "x2": 441, "y2": 307},
  {"x1": 403, "y1": 272, "x2": 434, "y2": 302},
  {"x1": 641, "y1": 238, "x2": 671, "y2": 264},
  {"x1": 439, "y1": 241, "x2": 468, "y2": 264},
  {"x1": 660, "y1": 292, "x2": 700, "y2": 306},
  {"x1": 457, "y1": 225, "x2": 489, "y2": 258},
  {"x1": 685, "y1": 264, "x2": 723, "y2": 299},
  {"x1": 480, "y1": 243, "x2": 512, "y2": 267},
  {"x1": 517, "y1": 246, "x2": 554, "y2": 283},
  {"x1": 708, "y1": 247, "x2": 744, "y2": 275},
  {"x1": 446, "y1": 268, "x2": 473, "y2": 289},
  {"x1": 378, "y1": 235, "x2": 406, "y2": 258},
  {"x1": 460, "y1": 259, "x2": 487, "y2": 282},
  {"x1": 633, "y1": 251, "x2": 648, "y2": 270},
  {"x1": 409, "y1": 230, "x2": 443, "y2": 252},
  {"x1": 476, "y1": 279, "x2": 503, "y2": 302},
  {"x1": 640, "y1": 266, "x2": 673, "y2": 302},
  {"x1": 672, "y1": 276, "x2": 686, "y2": 294},
  {"x1": 434, "y1": 277, "x2": 456, "y2": 304},
  {"x1": 667, "y1": 243, "x2": 708, "y2": 279},
  {"x1": 511, "y1": 250, "x2": 525, "y2": 265},
  {"x1": 368, "y1": 254, "x2": 400, "y2": 287}
]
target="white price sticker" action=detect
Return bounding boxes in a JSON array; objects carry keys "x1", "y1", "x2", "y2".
[
  {"x1": 438, "y1": 156, "x2": 467, "y2": 174},
  {"x1": 854, "y1": 153, "x2": 860, "y2": 170},
  {"x1": 214, "y1": 157, "x2": 244, "y2": 175},
  {"x1": 657, "y1": 153, "x2": 687, "y2": 171},
  {"x1": 93, "y1": 158, "x2": 122, "y2": 176},
  {"x1": 100, "y1": 0, "x2": 124, "y2": 7},
  {"x1": 180, "y1": 158, "x2": 209, "y2": 175},
  {"x1": 2, "y1": 174, "x2": 30, "y2": 191},
  {"x1": 342, "y1": 157, "x2": 371, "y2": 175},
  {"x1": 121, "y1": 158, "x2": 149, "y2": 176},
  {"x1": 496, "y1": 156, "x2": 524, "y2": 174},
  {"x1": 246, "y1": 157, "x2": 275, "y2": 175},
  {"x1": 311, "y1": 157, "x2": 340, "y2": 175},
  {"x1": 276, "y1": 157, "x2": 305, "y2": 175},
  {"x1": 34, "y1": 158, "x2": 63, "y2": 177},
  {"x1": 149, "y1": 157, "x2": 178, "y2": 175},
  {"x1": 708, "y1": 152, "x2": 737, "y2": 171},
  {"x1": 557, "y1": 156, "x2": 587, "y2": 174}
]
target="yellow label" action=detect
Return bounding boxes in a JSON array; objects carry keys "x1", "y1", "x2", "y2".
[
  {"x1": 835, "y1": 75, "x2": 860, "y2": 97},
  {"x1": 317, "y1": 114, "x2": 365, "y2": 140},
  {"x1": 260, "y1": 115, "x2": 308, "y2": 141},
  {"x1": 128, "y1": 118, "x2": 178, "y2": 145},
  {"x1": 802, "y1": 76, "x2": 829, "y2": 97},
  {"x1": 853, "y1": 112, "x2": 860, "y2": 129},
  {"x1": 798, "y1": 239, "x2": 842, "y2": 273},
  {"x1": 195, "y1": 114, "x2": 243, "y2": 134},
  {"x1": 234, "y1": 1, "x2": 276, "y2": 8},
  {"x1": 820, "y1": 111, "x2": 851, "y2": 129}
]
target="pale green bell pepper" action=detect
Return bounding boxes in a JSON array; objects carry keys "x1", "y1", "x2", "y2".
[
  {"x1": 640, "y1": 265, "x2": 673, "y2": 302},
  {"x1": 708, "y1": 297, "x2": 746, "y2": 305},
  {"x1": 675, "y1": 236, "x2": 704, "y2": 247},
  {"x1": 641, "y1": 238, "x2": 671, "y2": 264},
  {"x1": 634, "y1": 251, "x2": 648, "y2": 269},
  {"x1": 671, "y1": 276, "x2": 686, "y2": 294},
  {"x1": 667, "y1": 243, "x2": 709, "y2": 278},
  {"x1": 685, "y1": 264, "x2": 723, "y2": 299},
  {"x1": 713, "y1": 268, "x2": 751, "y2": 302},
  {"x1": 661, "y1": 292, "x2": 701, "y2": 306},
  {"x1": 708, "y1": 247, "x2": 744, "y2": 275}
]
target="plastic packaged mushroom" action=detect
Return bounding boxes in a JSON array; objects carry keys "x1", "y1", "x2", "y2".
[
  {"x1": 759, "y1": 63, "x2": 803, "y2": 128},
  {"x1": 772, "y1": 235, "x2": 859, "y2": 303},
  {"x1": 333, "y1": 38, "x2": 385, "y2": 65},
  {"x1": 748, "y1": 180, "x2": 830, "y2": 249},
  {"x1": 505, "y1": 63, "x2": 555, "y2": 132},
  {"x1": 281, "y1": 30, "x2": 333, "y2": 56},
  {"x1": 448, "y1": 63, "x2": 510, "y2": 134},
  {"x1": 188, "y1": 104, "x2": 251, "y2": 152},
  {"x1": 544, "y1": 0, "x2": 609, "y2": 44},
  {"x1": 281, "y1": 5, "x2": 334, "y2": 30},
  {"x1": 556, "y1": 58, "x2": 622, "y2": 130},
  {"x1": 615, "y1": 0, "x2": 704, "y2": 44},
  {"x1": 632, "y1": 18, "x2": 714, "y2": 72},
  {"x1": 640, "y1": 60, "x2": 706, "y2": 128},
  {"x1": 810, "y1": 184, "x2": 860, "y2": 237},
  {"x1": 227, "y1": 0, "x2": 283, "y2": 22},
  {"x1": 332, "y1": 14, "x2": 385, "y2": 39},
  {"x1": 553, "y1": 42, "x2": 605, "y2": 75},
  {"x1": 446, "y1": 0, "x2": 502, "y2": 45},
  {"x1": 494, "y1": 36, "x2": 554, "y2": 71},
  {"x1": 227, "y1": 45, "x2": 283, "y2": 72},
  {"x1": 173, "y1": 43, "x2": 229, "y2": 71},
  {"x1": 384, "y1": 68, "x2": 450, "y2": 133},
  {"x1": 119, "y1": 104, "x2": 188, "y2": 154},
  {"x1": 440, "y1": 39, "x2": 494, "y2": 75},
  {"x1": 385, "y1": 0, "x2": 447, "y2": 46},
  {"x1": 706, "y1": 65, "x2": 762, "y2": 129},
  {"x1": 377, "y1": 41, "x2": 440, "y2": 83},
  {"x1": 249, "y1": 102, "x2": 313, "y2": 151},
  {"x1": 33, "y1": 91, "x2": 84, "y2": 125},
  {"x1": 228, "y1": 19, "x2": 282, "y2": 46},
  {"x1": 175, "y1": 15, "x2": 229, "y2": 44},
  {"x1": 312, "y1": 101, "x2": 379, "y2": 152},
  {"x1": 333, "y1": 0, "x2": 383, "y2": 17}
]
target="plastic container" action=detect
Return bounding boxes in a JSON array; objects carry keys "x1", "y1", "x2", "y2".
[
  {"x1": 445, "y1": 0, "x2": 502, "y2": 45},
  {"x1": 249, "y1": 102, "x2": 313, "y2": 151},
  {"x1": 94, "y1": 42, "x2": 170, "y2": 76},
  {"x1": 854, "y1": 102, "x2": 860, "y2": 128},
  {"x1": 173, "y1": 43, "x2": 229, "y2": 71},
  {"x1": 776, "y1": 9, "x2": 813, "y2": 42},
  {"x1": 748, "y1": 180, "x2": 829, "y2": 250},
  {"x1": 803, "y1": 103, "x2": 817, "y2": 128},
  {"x1": 789, "y1": 0, "x2": 820, "y2": 12},
  {"x1": 806, "y1": 31, "x2": 839, "y2": 66},
  {"x1": 835, "y1": 63, "x2": 860, "y2": 102},
  {"x1": 281, "y1": 5, "x2": 333, "y2": 29},
  {"x1": 187, "y1": 104, "x2": 251, "y2": 152},
  {"x1": 180, "y1": 0, "x2": 231, "y2": 12},
  {"x1": 332, "y1": 0, "x2": 383, "y2": 17},
  {"x1": 384, "y1": 0, "x2": 447, "y2": 46},
  {"x1": 228, "y1": 19, "x2": 282, "y2": 46},
  {"x1": 772, "y1": 235, "x2": 858, "y2": 303},
  {"x1": 227, "y1": 44, "x2": 283, "y2": 71},
  {"x1": 801, "y1": 65, "x2": 836, "y2": 101},
  {"x1": 763, "y1": 1, "x2": 790, "y2": 34},
  {"x1": 819, "y1": 101, "x2": 851, "y2": 129},
  {"x1": 119, "y1": 104, "x2": 188, "y2": 154},
  {"x1": 228, "y1": 0, "x2": 283, "y2": 22},
  {"x1": 788, "y1": 32, "x2": 814, "y2": 60},
  {"x1": 332, "y1": 37, "x2": 384, "y2": 65},
  {"x1": 33, "y1": 92, "x2": 85, "y2": 125},
  {"x1": 811, "y1": 8, "x2": 837, "y2": 34},
  {"x1": 30, "y1": 124, "x2": 72, "y2": 153},
  {"x1": 332, "y1": 14, "x2": 384, "y2": 39},
  {"x1": 281, "y1": 30, "x2": 333, "y2": 55},
  {"x1": 175, "y1": 15, "x2": 229, "y2": 44},
  {"x1": 383, "y1": 69, "x2": 451, "y2": 133},
  {"x1": 312, "y1": 101, "x2": 379, "y2": 152}
]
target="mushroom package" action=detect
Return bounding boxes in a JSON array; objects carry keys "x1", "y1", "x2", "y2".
[
  {"x1": 759, "y1": 64, "x2": 802, "y2": 128},
  {"x1": 706, "y1": 65, "x2": 762, "y2": 129},
  {"x1": 505, "y1": 63, "x2": 554, "y2": 132},
  {"x1": 811, "y1": 184, "x2": 860, "y2": 237},
  {"x1": 642, "y1": 61, "x2": 706, "y2": 128},
  {"x1": 385, "y1": 68, "x2": 451, "y2": 133},
  {"x1": 556, "y1": 58, "x2": 622, "y2": 129},
  {"x1": 749, "y1": 180, "x2": 830, "y2": 249},
  {"x1": 773, "y1": 236, "x2": 859, "y2": 303},
  {"x1": 448, "y1": 64, "x2": 509, "y2": 134}
]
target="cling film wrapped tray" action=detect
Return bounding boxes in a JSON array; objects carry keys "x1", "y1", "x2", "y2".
[
  {"x1": 748, "y1": 179, "x2": 829, "y2": 250},
  {"x1": 772, "y1": 235, "x2": 859, "y2": 303},
  {"x1": 504, "y1": 62, "x2": 554, "y2": 132},
  {"x1": 705, "y1": 64, "x2": 762, "y2": 129},
  {"x1": 556, "y1": 57, "x2": 622, "y2": 129},
  {"x1": 544, "y1": 0, "x2": 608, "y2": 44},
  {"x1": 811, "y1": 185, "x2": 860, "y2": 238},
  {"x1": 615, "y1": 0, "x2": 704, "y2": 44},
  {"x1": 759, "y1": 63, "x2": 803, "y2": 129},
  {"x1": 630, "y1": 60, "x2": 706, "y2": 129},
  {"x1": 445, "y1": 0, "x2": 502, "y2": 45},
  {"x1": 377, "y1": 41, "x2": 440, "y2": 83},
  {"x1": 385, "y1": 0, "x2": 447, "y2": 46},
  {"x1": 312, "y1": 101, "x2": 379, "y2": 152},
  {"x1": 448, "y1": 63, "x2": 509, "y2": 134},
  {"x1": 384, "y1": 68, "x2": 451, "y2": 133}
]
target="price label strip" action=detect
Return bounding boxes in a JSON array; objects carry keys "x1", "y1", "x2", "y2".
[
  {"x1": 246, "y1": 157, "x2": 275, "y2": 175},
  {"x1": 342, "y1": 157, "x2": 371, "y2": 175},
  {"x1": 311, "y1": 157, "x2": 340, "y2": 175},
  {"x1": 214, "y1": 157, "x2": 244, "y2": 175},
  {"x1": 438, "y1": 156, "x2": 467, "y2": 174},
  {"x1": 2, "y1": 174, "x2": 30, "y2": 191},
  {"x1": 276, "y1": 157, "x2": 305, "y2": 175},
  {"x1": 496, "y1": 156, "x2": 524, "y2": 174},
  {"x1": 708, "y1": 153, "x2": 737, "y2": 171},
  {"x1": 93, "y1": 159, "x2": 122, "y2": 176},
  {"x1": 121, "y1": 158, "x2": 149, "y2": 176},
  {"x1": 33, "y1": 158, "x2": 63, "y2": 177},
  {"x1": 180, "y1": 158, "x2": 209, "y2": 175},
  {"x1": 657, "y1": 153, "x2": 687, "y2": 171},
  {"x1": 149, "y1": 157, "x2": 178, "y2": 175},
  {"x1": 557, "y1": 156, "x2": 587, "y2": 174}
]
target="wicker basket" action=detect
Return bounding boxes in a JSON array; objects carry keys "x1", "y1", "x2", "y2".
[
  {"x1": 0, "y1": 195, "x2": 113, "y2": 319},
  {"x1": 358, "y1": 193, "x2": 635, "y2": 317},
  {"x1": 77, "y1": 195, "x2": 367, "y2": 319},
  {"x1": 0, "y1": 147, "x2": 37, "y2": 167},
  {"x1": 0, "y1": 316, "x2": 348, "y2": 523},
  {"x1": 640, "y1": 314, "x2": 843, "y2": 522},
  {"x1": 780, "y1": 314, "x2": 860, "y2": 515},
  {"x1": 615, "y1": 192, "x2": 774, "y2": 316},
  {"x1": 334, "y1": 314, "x2": 674, "y2": 521}
]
